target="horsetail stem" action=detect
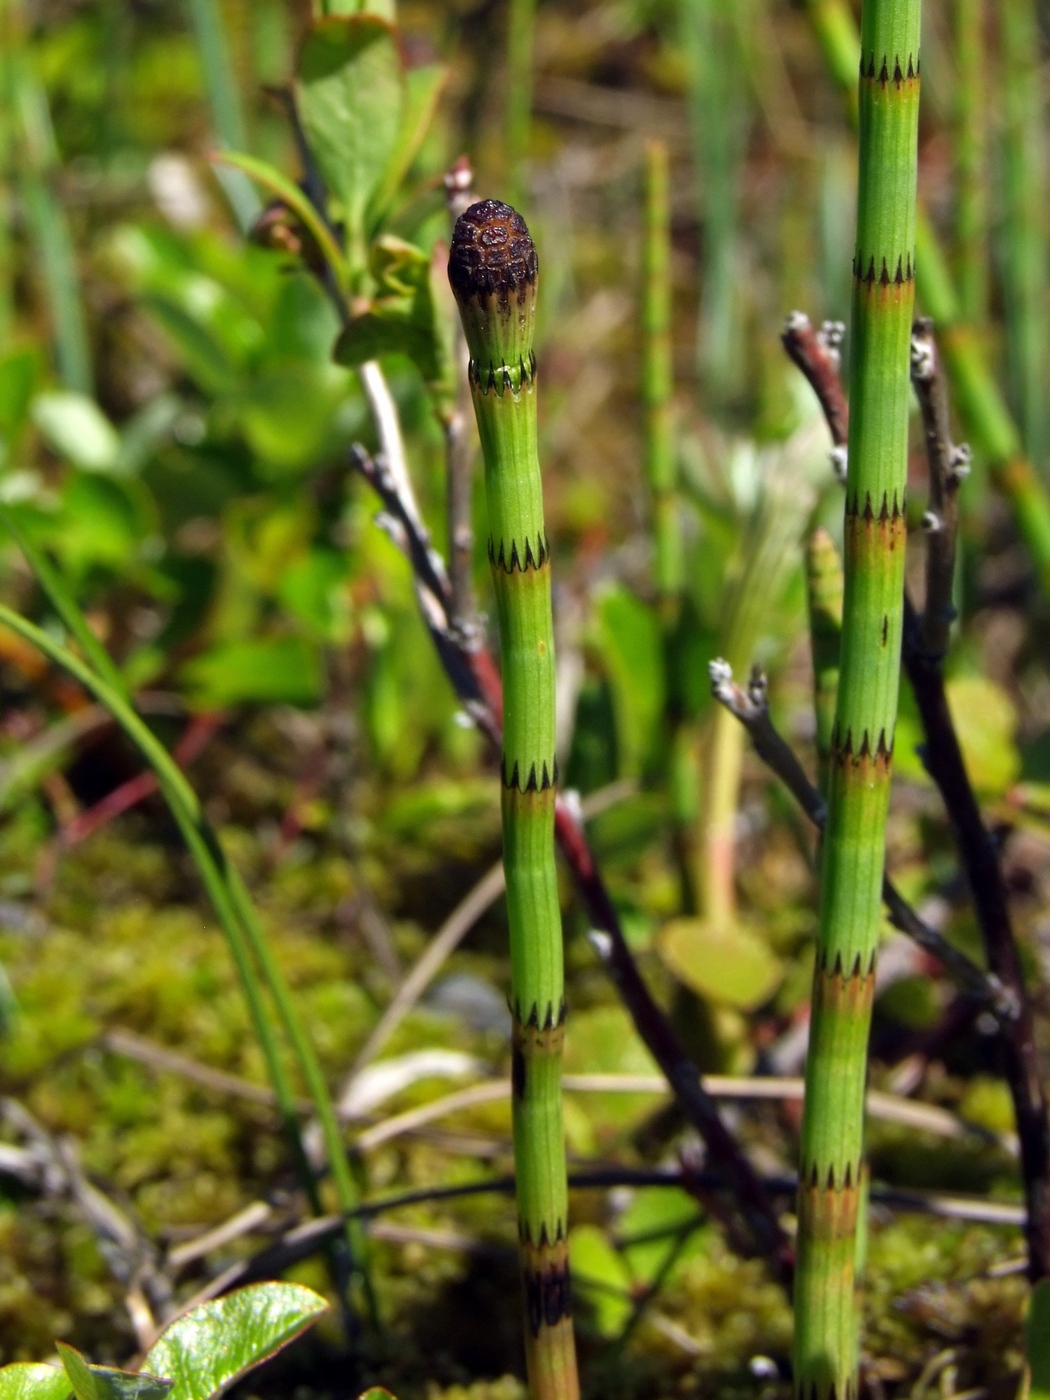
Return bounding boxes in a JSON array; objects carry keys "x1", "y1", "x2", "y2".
[
  {"x1": 804, "y1": 527, "x2": 844, "y2": 798},
  {"x1": 954, "y1": 0, "x2": 988, "y2": 326},
  {"x1": 642, "y1": 139, "x2": 682, "y2": 618},
  {"x1": 505, "y1": 0, "x2": 536, "y2": 205},
  {"x1": 1002, "y1": 0, "x2": 1049, "y2": 470},
  {"x1": 795, "y1": 5, "x2": 921, "y2": 1397},
  {"x1": 806, "y1": 0, "x2": 1050, "y2": 594},
  {"x1": 449, "y1": 202, "x2": 579, "y2": 1400}
]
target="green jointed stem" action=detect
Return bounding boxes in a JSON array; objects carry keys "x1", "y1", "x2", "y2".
[
  {"x1": 682, "y1": 0, "x2": 749, "y2": 400},
  {"x1": 804, "y1": 527, "x2": 844, "y2": 797},
  {"x1": 954, "y1": 0, "x2": 987, "y2": 325},
  {"x1": 505, "y1": 0, "x2": 536, "y2": 205},
  {"x1": 449, "y1": 202, "x2": 578, "y2": 1400},
  {"x1": 1002, "y1": 0, "x2": 1049, "y2": 470},
  {"x1": 806, "y1": 0, "x2": 1050, "y2": 596},
  {"x1": 795, "y1": 6, "x2": 920, "y2": 1399},
  {"x1": 642, "y1": 139, "x2": 682, "y2": 615}
]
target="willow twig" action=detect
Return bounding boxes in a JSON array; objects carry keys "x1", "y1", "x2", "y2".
[
  {"x1": 910, "y1": 319, "x2": 970, "y2": 661},
  {"x1": 708, "y1": 659, "x2": 999, "y2": 1012}
]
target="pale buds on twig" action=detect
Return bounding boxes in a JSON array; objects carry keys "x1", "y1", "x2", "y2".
[
  {"x1": 909, "y1": 332, "x2": 936, "y2": 382},
  {"x1": 829, "y1": 445, "x2": 848, "y2": 483},
  {"x1": 817, "y1": 320, "x2": 846, "y2": 370},
  {"x1": 443, "y1": 155, "x2": 475, "y2": 222},
  {"x1": 921, "y1": 510, "x2": 942, "y2": 534},
  {"x1": 708, "y1": 659, "x2": 768, "y2": 724},
  {"x1": 950, "y1": 443, "x2": 972, "y2": 481}
]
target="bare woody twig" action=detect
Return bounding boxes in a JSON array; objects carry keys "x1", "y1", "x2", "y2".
[
  {"x1": 782, "y1": 312, "x2": 849, "y2": 459},
  {"x1": 905, "y1": 328, "x2": 1050, "y2": 1282},
  {"x1": 910, "y1": 319, "x2": 970, "y2": 661},
  {"x1": 167, "y1": 1168, "x2": 1026, "y2": 1315},
  {"x1": 348, "y1": 442, "x2": 792, "y2": 1284},
  {"x1": 707, "y1": 661, "x2": 1002, "y2": 1010}
]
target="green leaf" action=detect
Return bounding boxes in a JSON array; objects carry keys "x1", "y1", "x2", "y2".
[
  {"x1": 296, "y1": 16, "x2": 402, "y2": 259},
  {"x1": 897, "y1": 673, "x2": 1020, "y2": 797},
  {"x1": 594, "y1": 586, "x2": 665, "y2": 779},
  {"x1": 356, "y1": 1392, "x2": 399, "y2": 1400},
  {"x1": 946, "y1": 674, "x2": 1021, "y2": 797},
  {"x1": 55, "y1": 1346, "x2": 171, "y2": 1400},
  {"x1": 141, "y1": 296, "x2": 240, "y2": 397},
  {"x1": 368, "y1": 63, "x2": 447, "y2": 226},
  {"x1": 144, "y1": 1283, "x2": 329, "y2": 1400},
  {"x1": 32, "y1": 392, "x2": 120, "y2": 472},
  {"x1": 334, "y1": 236, "x2": 448, "y2": 386},
  {"x1": 52, "y1": 475, "x2": 145, "y2": 577},
  {"x1": 568, "y1": 1225, "x2": 633, "y2": 1336},
  {"x1": 334, "y1": 310, "x2": 432, "y2": 373},
  {"x1": 617, "y1": 1187, "x2": 704, "y2": 1287},
  {"x1": 277, "y1": 547, "x2": 351, "y2": 643},
  {"x1": 1028, "y1": 1279, "x2": 1050, "y2": 1400},
  {"x1": 236, "y1": 366, "x2": 348, "y2": 472},
  {"x1": 211, "y1": 151, "x2": 348, "y2": 296},
  {"x1": 0, "y1": 347, "x2": 40, "y2": 465},
  {"x1": 181, "y1": 635, "x2": 324, "y2": 707},
  {"x1": 657, "y1": 918, "x2": 783, "y2": 1011},
  {"x1": 0, "y1": 1364, "x2": 72, "y2": 1400}
]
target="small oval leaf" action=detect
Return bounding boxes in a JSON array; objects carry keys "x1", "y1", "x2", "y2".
[{"x1": 658, "y1": 918, "x2": 783, "y2": 1011}]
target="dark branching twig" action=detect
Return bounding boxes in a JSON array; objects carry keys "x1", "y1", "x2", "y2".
[
  {"x1": 782, "y1": 307, "x2": 1050, "y2": 1281},
  {"x1": 708, "y1": 660, "x2": 999, "y2": 1009},
  {"x1": 910, "y1": 318, "x2": 971, "y2": 661},
  {"x1": 348, "y1": 441, "x2": 792, "y2": 1284},
  {"x1": 905, "y1": 324, "x2": 1050, "y2": 1281},
  {"x1": 782, "y1": 312, "x2": 849, "y2": 464},
  {"x1": 171, "y1": 1168, "x2": 1024, "y2": 1310}
]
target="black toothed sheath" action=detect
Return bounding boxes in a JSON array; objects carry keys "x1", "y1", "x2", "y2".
[{"x1": 449, "y1": 201, "x2": 580, "y2": 1400}]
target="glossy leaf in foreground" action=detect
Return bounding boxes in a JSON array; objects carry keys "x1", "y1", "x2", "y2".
[
  {"x1": 0, "y1": 1365, "x2": 72, "y2": 1400},
  {"x1": 143, "y1": 1283, "x2": 329, "y2": 1400}
]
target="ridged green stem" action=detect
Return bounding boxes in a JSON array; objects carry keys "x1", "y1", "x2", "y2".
[
  {"x1": 804, "y1": 527, "x2": 845, "y2": 797},
  {"x1": 795, "y1": 5, "x2": 921, "y2": 1398},
  {"x1": 449, "y1": 202, "x2": 578, "y2": 1400},
  {"x1": 1002, "y1": 0, "x2": 1049, "y2": 471},
  {"x1": 642, "y1": 139, "x2": 682, "y2": 616},
  {"x1": 681, "y1": 0, "x2": 749, "y2": 401},
  {"x1": 806, "y1": 0, "x2": 1050, "y2": 595},
  {"x1": 954, "y1": 0, "x2": 987, "y2": 325},
  {"x1": 505, "y1": 0, "x2": 536, "y2": 207}
]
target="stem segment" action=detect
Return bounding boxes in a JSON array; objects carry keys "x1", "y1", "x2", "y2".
[
  {"x1": 449, "y1": 201, "x2": 579, "y2": 1400},
  {"x1": 642, "y1": 139, "x2": 682, "y2": 615},
  {"x1": 795, "y1": 5, "x2": 921, "y2": 1396}
]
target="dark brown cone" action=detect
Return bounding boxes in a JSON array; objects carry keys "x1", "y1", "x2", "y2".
[{"x1": 448, "y1": 199, "x2": 538, "y2": 310}]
